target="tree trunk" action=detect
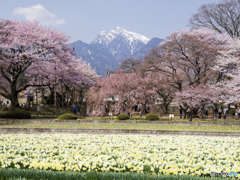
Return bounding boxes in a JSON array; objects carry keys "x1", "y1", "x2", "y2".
[
  {"x1": 41, "y1": 88, "x2": 45, "y2": 104},
  {"x1": 164, "y1": 103, "x2": 169, "y2": 114},
  {"x1": 73, "y1": 87, "x2": 75, "y2": 106},
  {"x1": 54, "y1": 85, "x2": 56, "y2": 108},
  {"x1": 162, "y1": 98, "x2": 170, "y2": 114},
  {"x1": 36, "y1": 90, "x2": 38, "y2": 105},
  {"x1": 189, "y1": 112, "x2": 192, "y2": 121},
  {"x1": 189, "y1": 109, "x2": 197, "y2": 121},
  {"x1": 67, "y1": 90, "x2": 71, "y2": 106},
  {"x1": 192, "y1": 108, "x2": 198, "y2": 116},
  {"x1": 10, "y1": 88, "x2": 19, "y2": 108},
  {"x1": 66, "y1": 90, "x2": 69, "y2": 105},
  {"x1": 61, "y1": 85, "x2": 64, "y2": 108},
  {"x1": 183, "y1": 110, "x2": 186, "y2": 118}
]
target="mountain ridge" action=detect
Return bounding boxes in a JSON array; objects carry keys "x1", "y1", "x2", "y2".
[{"x1": 72, "y1": 27, "x2": 163, "y2": 76}]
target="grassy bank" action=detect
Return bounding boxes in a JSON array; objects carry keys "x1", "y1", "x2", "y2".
[
  {"x1": 1, "y1": 123, "x2": 240, "y2": 132},
  {"x1": 0, "y1": 168, "x2": 235, "y2": 180}
]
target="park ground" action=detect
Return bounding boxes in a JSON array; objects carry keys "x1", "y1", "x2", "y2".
[{"x1": 0, "y1": 108, "x2": 240, "y2": 180}]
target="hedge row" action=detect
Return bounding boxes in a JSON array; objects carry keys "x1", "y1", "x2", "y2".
[
  {"x1": 0, "y1": 108, "x2": 31, "y2": 119},
  {"x1": 0, "y1": 168, "x2": 233, "y2": 180}
]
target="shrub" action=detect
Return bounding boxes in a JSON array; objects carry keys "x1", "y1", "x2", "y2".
[
  {"x1": 2, "y1": 107, "x2": 9, "y2": 111},
  {"x1": 117, "y1": 113, "x2": 129, "y2": 120},
  {"x1": 146, "y1": 113, "x2": 159, "y2": 121},
  {"x1": 58, "y1": 113, "x2": 78, "y2": 119},
  {"x1": 0, "y1": 108, "x2": 31, "y2": 119},
  {"x1": 229, "y1": 109, "x2": 236, "y2": 116}
]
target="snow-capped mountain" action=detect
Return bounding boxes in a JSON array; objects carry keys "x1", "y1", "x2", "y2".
[
  {"x1": 114, "y1": 37, "x2": 164, "y2": 63},
  {"x1": 72, "y1": 40, "x2": 117, "y2": 77},
  {"x1": 91, "y1": 27, "x2": 150, "y2": 58},
  {"x1": 72, "y1": 27, "x2": 163, "y2": 76}
]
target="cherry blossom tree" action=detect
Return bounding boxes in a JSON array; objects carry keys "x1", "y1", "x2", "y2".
[
  {"x1": 86, "y1": 72, "x2": 157, "y2": 116},
  {"x1": 175, "y1": 85, "x2": 224, "y2": 119},
  {"x1": 141, "y1": 28, "x2": 230, "y2": 117},
  {"x1": 26, "y1": 57, "x2": 98, "y2": 106},
  {"x1": 139, "y1": 69, "x2": 175, "y2": 114},
  {"x1": 0, "y1": 19, "x2": 95, "y2": 107},
  {"x1": 214, "y1": 38, "x2": 240, "y2": 104},
  {"x1": 85, "y1": 84, "x2": 106, "y2": 117}
]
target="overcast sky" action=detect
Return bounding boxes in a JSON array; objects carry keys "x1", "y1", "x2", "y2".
[{"x1": 0, "y1": 0, "x2": 220, "y2": 43}]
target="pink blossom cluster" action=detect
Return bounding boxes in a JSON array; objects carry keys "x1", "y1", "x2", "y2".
[
  {"x1": 214, "y1": 38, "x2": 240, "y2": 104},
  {"x1": 86, "y1": 72, "x2": 157, "y2": 116},
  {"x1": 0, "y1": 19, "x2": 97, "y2": 107}
]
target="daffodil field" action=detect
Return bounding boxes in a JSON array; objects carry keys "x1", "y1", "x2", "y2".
[{"x1": 0, "y1": 134, "x2": 240, "y2": 178}]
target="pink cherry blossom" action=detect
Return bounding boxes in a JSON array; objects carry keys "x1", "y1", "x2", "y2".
[
  {"x1": 0, "y1": 19, "x2": 97, "y2": 107},
  {"x1": 86, "y1": 72, "x2": 157, "y2": 116}
]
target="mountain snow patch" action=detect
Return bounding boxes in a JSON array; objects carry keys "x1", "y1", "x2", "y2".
[{"x1": 92, "y1": 27, "x2": 150, "y2": 54}]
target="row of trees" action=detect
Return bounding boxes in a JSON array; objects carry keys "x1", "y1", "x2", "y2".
[
  {"x1": 86, "y1": 29, "x2": 230, "y2": 117},
  {"x1": 0, "y1": 19, "x2": 98, "y2": 108},
  {"x1": 87, "y1": 0, "x2": 240, "y2": 119},
  {"x1": 2, "y1": 0, "x2": 240, "y2": 115}
]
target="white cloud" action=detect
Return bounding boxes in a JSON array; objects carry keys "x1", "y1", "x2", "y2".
[{"x1": 13, "y1": 4, "x2": 66, "y2": 25}]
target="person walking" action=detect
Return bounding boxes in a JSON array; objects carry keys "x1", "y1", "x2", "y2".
[
  {"x1": 125, "y1": 110, "x2": 129, "y2": 116},
  {"x1": 235, "y1": 108, "x2": 239, "y2": 120},
  {"x1": 198, "y1": 108, "x2": 203, "y2": 119},
  {"x1": 117, "y1": 107, "x2": 120, "y2": 116},
  {"x1": 214, "y1": 107, "x2": 218, "y2": 119},
  {"x1": 179, "y1": 108, "x2": 182, "y2": 119},
  {"x1": 73, "y1": 105, "x2": 77, "y2": 115},
  {"x1": 6, "y1": 99, "x2": 9, "y2": 108},
  {"x1": 134, "y1": 105, "x2": 138, "y2": 112},
  {"x1": 223, "y1": 108, "x2": 227, "y2": 119},
  {"x1": 218, "y1": 107, "x2": 222, "y2": 119},
  {"x1": 77, "y1": 106, "x2": 80, "y2": 116},
  {"x1": 226, "y1": 107, "x2": 229, "y2": 119},
  {"x1": 238, "y1": 108, "x2": 240, "y2": 119},
  {"x1": 204, "y1": 108, "x2": 209, "y2": 119},
  {"x1": 147, "y1": 106, "x2": 150, "y2": 113}
]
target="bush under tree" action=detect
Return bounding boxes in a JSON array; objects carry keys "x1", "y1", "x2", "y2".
[
  {"x1": 146, "y1": 113, "x2": 159, "y2": 121},
  {"x1": 229, "y1": 109, "x2": 236, "y2": 116},
  {"x1": 58, "y1": 113, "x2": 78, "y2": 120},
  {"x1": 117, "y1": 113, "x2": 129, "y2": 120}
]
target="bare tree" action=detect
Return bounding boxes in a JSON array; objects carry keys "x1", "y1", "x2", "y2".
[
  {"x1": 119, "y1": 58, "x2": 142, "y2": 72},
  {"x1": 189, "y1": 0, "x2": 240, "y2": 37},
  {"x1": 140, "y1": 29, "x2": 228, "y2": 118},
  {"x1": 140, "y1": 47, "x2": 182, "y2": 114}
]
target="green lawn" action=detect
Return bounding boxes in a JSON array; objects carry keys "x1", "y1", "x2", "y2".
[
  {"x1": 1, "y1": 123, "x2": 240, "y2": 132},
  {"x1": 93, "y1": 117, "x2": 240, "y2": 123}
]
